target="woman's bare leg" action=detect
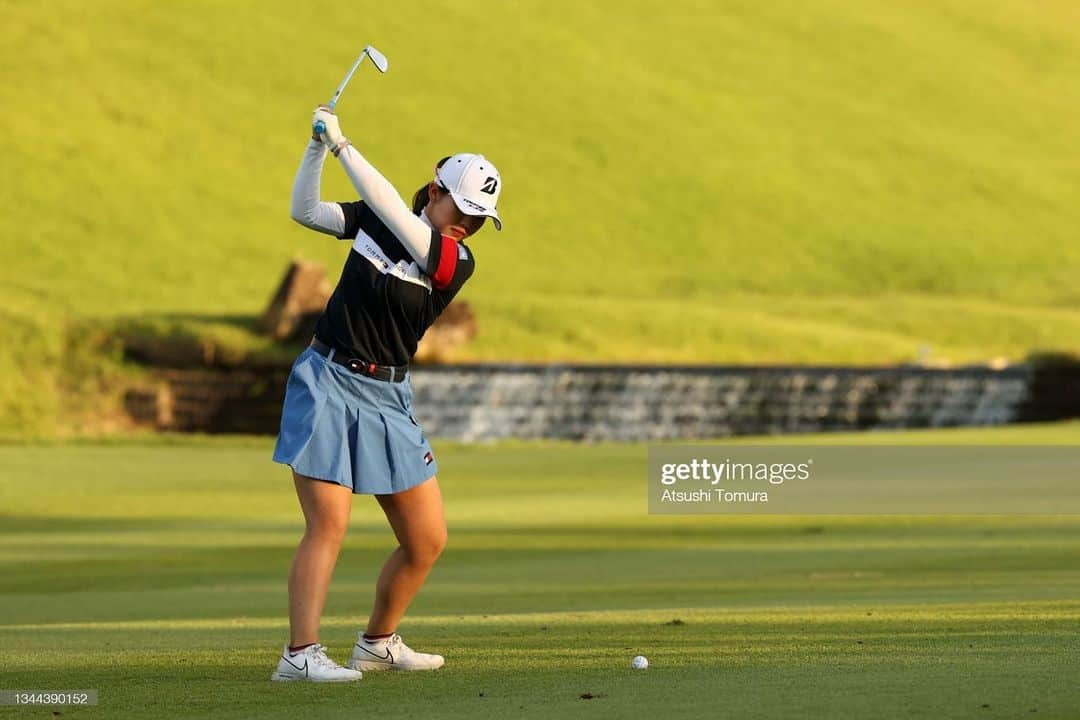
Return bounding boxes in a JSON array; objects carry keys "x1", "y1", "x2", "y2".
[
  {"x1": 366, "y1": 476, "x2": 447, "y2": 635},
  {"x1": 288, "y1": 471, "x2": 353, "y2": 647}
]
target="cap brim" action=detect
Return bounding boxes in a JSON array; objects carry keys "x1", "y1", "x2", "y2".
[{"x1": 449, "y1": 191, "x2": 502, "y2": 231}]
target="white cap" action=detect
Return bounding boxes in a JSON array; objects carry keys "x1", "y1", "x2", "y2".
[{"x1": 435, "y1": 153, "x2": 503, "y2": 231}]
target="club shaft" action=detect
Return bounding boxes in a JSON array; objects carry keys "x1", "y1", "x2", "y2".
[
  {"x1": 328, "y1": 51, "x2": 368, "y2": 109},
  {"x1": 314, "y1": 47, "x2": 380, "y2": 135}
]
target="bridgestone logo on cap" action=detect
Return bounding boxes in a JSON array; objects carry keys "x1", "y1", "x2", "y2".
[{"x1": 463, "y1": 198, "x2": 487, "y2": 212}]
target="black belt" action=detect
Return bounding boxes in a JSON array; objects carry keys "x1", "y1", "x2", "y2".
[{"x1": 309, "y1": 338, "x2": 408, "y2": 383}]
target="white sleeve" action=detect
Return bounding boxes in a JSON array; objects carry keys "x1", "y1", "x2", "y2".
[
  {"x1": 290, "y1": 139, "x2": 348, "y2": 237},
  {"x1": 335, "y1": 143, "x2": 435, "y2": 266}
]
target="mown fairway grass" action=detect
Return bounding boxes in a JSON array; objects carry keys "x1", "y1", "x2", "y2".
[
  {"x1": 2, "y1": 1, "x2": 1080, "y2": 434},
  {"x1": 1, "y1": 424, "x2": 1078, "y2": 718}
]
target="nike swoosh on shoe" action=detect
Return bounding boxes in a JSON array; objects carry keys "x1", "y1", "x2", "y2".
[
  {"x1": 283, "y1": 655, "x2": 309, "y2": 674},
  {"x1": 356, "y1": 645, "x2": 394, "y2": 662}
]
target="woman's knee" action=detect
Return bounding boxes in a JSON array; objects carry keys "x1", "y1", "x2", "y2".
[
  {"x1": 304, "y1": 513, "x2": 349, "y2": 544},
  {"x1": 404, "y1": 524, "x2": 447, "y2": 566}
]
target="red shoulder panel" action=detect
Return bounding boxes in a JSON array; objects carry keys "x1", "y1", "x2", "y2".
[{"x1": 431, "y1": 234, "x2": 459, "y2": 289}]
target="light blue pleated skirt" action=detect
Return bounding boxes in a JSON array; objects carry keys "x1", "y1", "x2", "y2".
[{"x1": 272, "y1": 347, "x2": 438, "y2": 494}]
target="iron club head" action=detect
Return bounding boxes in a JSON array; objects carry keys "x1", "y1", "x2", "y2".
[{"x1": 363, "y1": 45, "x2": 389, "y2": 73}]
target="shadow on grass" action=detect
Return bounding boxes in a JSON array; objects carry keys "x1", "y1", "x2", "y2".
[{"x1": 102, "y1": 313, "x2": 306, "y2": 369}]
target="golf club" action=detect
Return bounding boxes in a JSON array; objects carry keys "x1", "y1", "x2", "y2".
[{"x1": 314, "y1": 45, "x2": 389, "y2": 135}]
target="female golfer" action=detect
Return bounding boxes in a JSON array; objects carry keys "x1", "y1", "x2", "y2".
[{"x1": 270, "y1": 106, "x2": 502, "y2": 682}]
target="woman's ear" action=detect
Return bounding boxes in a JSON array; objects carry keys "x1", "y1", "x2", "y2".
[{"x1": 427, "y1": 182, "x2": 441, "y2": 204}]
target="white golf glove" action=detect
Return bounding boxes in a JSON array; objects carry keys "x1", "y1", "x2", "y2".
[{"x1": 312, "y1": 107, "x2": 348, "y2": 154}]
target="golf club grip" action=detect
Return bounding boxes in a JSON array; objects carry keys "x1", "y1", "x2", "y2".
[{"x1": 312, "y1": 99, "x2": 337, "y2": 136}]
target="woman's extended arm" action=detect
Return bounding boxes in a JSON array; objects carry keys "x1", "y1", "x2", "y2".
[
  {"x1": 289, "y1": 139, "x2": 347, "y2": 237},
  {"x1": 306, "y1": 107, "x2": 436, "y2": 265},
  {"x1": 334, "y1": 143, "x2": 435, "y2": 267}
]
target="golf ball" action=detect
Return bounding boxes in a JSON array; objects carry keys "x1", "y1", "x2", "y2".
[{"x1": 631, "y1": 655, "x2": 649, "y2": 670}]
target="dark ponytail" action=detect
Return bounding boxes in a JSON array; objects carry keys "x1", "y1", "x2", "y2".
[{"x1": 412, "y1": 156, "x2": 452, "y2": 214}]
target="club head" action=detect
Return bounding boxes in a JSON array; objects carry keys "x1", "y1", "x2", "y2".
[{"x1": 364, "y1": 45, "x2": 389, "y2": 73}]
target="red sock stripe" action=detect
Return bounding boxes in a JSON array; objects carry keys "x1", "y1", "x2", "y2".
[
  {"x1": 431, "y1": 235, "x2": 459, "y2": 289},
  {"x1": 363, "y1": 632, "x2": 393, "y2": 641}
]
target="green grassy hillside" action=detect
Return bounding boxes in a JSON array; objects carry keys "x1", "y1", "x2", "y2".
[{"x1": 2, "y1": 0, "x2": 1079, "y2": 433}]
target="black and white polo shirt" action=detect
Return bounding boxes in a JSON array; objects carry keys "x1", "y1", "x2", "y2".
[{"x1": 313, "y1": 200, "x2": 475, "y2": 366}]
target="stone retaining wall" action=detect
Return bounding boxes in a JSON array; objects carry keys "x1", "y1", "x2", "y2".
[{"x1": 409, "y1": 365, "x2": 1033, "y2": 441}]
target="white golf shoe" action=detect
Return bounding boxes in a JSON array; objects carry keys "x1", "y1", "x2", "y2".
[
  {"x1": 270, "y1": 643, "x2": 363, "y2": 682},
  {"x1": 348, "y1": 633, "x2": 445, "y2": 671}
]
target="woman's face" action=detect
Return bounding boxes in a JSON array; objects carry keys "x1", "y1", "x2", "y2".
[{"x1": 426, "y1": 183, "x2": 486, "y2": 241}]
